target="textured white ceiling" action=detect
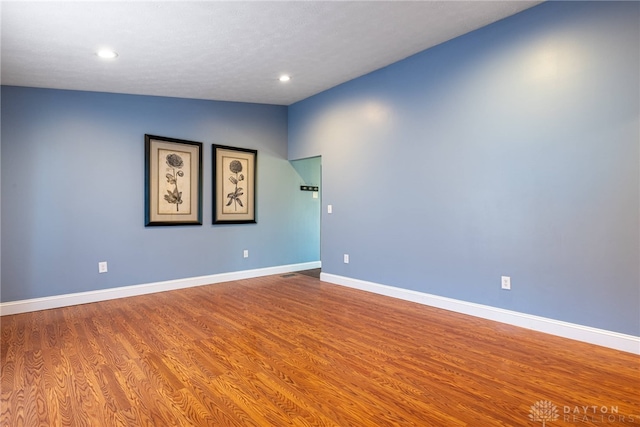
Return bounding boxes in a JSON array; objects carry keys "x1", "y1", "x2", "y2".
[{"x1": 1, "y1": 1, "x2": 542, "y2": 106}]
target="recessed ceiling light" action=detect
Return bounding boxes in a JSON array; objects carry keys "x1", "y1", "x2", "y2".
[
  {"x1": 279, "y1": 75, "x2": 291, "y2": 82},
  {"x1": 96, "y1": 49, "x2": 118, "y2": 59}
]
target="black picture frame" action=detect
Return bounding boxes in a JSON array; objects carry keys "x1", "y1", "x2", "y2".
[
  {"x1": 212, "y1": 144, "x2": 257, "y2": 224},
  {"x1": 145, "y1": 134, "x2": 203, "y2": 226}
]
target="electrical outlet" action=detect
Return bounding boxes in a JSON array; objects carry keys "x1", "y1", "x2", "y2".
[
  {"x1": 501, "y1": 276, "x2": 511, "y2": 290},
  {"x1": 98, "y1": 261, "x2": 108, "y2": 273},
  {"x1": 243, "y1": 250, "x2": 249, "y2": 258},
  {"x1": 327, "y1": 204, "x2": 333, "y2": 214},
  {"x1": 344, "y1": 254, "x2": 349, "y2": 264}
]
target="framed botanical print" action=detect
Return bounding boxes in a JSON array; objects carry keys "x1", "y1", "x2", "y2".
[
  {"x1": 145, "y1": 134, "x2": 203, "y2": 226},
  {"x1": 212, "y1": 144, "x2": 257, "y2": 224}
]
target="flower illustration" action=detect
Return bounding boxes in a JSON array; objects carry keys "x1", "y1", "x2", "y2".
[
  {"x1": 164, "y1": 153, "x2": 184, "y2": 211},
  {"x1": 226, "y1": 159, "x2": 245, "y2": 210},
  {"x1": 166, "y1": 153, "x2": 184, "y2": 168},
  {"x1": 229, "y1": 160, "x2": 242, "y2": 174}
]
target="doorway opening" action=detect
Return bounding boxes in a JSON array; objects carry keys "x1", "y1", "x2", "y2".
[{"x1": 290, "y1": 156, "x2": 322, "y2": 277}]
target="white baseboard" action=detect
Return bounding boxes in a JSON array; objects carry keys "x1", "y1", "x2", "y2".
[
  {"x1": 0, "y1": 261, "x2": 321, "y2": 316},
  {"x1": 320, "y1": 273, "x2": 640, "y2": 355}
]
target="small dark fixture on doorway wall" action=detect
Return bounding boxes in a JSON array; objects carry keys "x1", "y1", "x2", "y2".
[{"x1": 300, "y1": 186, "x2": 319, "y2": 192}]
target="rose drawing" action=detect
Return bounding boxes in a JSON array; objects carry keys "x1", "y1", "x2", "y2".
[
  {"x1": 164, "y1": 153, "x2": 184, "y2": 211},
  {"x1": 226, "y1": 159, "x2": 245, "y2": 210}
]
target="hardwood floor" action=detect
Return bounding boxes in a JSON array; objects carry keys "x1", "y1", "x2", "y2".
[{"x1": 1, "y1": 273, "x2": 639, "y2": 426}]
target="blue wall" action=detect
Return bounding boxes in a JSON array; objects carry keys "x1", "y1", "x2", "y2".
[
  {"x1": 1, "y1": 87, "x2": 319, "y2": 302},
  {"x1": 288, "y1": 1, "x2": 640, "y2": 335}
]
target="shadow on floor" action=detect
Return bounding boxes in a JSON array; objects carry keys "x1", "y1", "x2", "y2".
[{"x1": 296, "y1": 269, "x2": 321, "y2": 279}]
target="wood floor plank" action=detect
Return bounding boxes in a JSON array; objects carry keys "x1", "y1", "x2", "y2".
[{"x1": 1, "y1": 273, "x2": 639, "y2": 426}]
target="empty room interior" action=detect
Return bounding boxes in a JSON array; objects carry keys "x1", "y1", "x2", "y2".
[{"x1": 1, "y1": 1, "x2": 639, "y2": 426}]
